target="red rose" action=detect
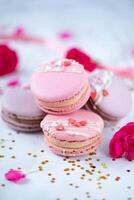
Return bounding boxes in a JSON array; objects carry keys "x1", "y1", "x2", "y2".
[
  {"x1": 65, "y1": 48, "x2": 98, "y2": 72},
  {"x1": 0, "y1": 44, "x2": 18, "y2": 76},
  {"x1": 109, "y1": 122, "x2": 134, "y2": 160}
]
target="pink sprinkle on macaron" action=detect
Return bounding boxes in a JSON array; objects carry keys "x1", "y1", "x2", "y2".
[
  {"x1": 56, "y1": 124, "x2": 65, "y2": 131},
  {"x1": 102, "y1": 89, "x2": 109, "y2": 97},
  {"x1": 63, "y1": 60, "x2": 71, "y2": 66}
]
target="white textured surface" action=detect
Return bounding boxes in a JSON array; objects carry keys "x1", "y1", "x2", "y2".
[{"x1": 0, "y1": 1, "x2": 134, "y2": 200}]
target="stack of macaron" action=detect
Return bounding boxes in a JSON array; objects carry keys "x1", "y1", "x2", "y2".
[
  {"x1": 30, "y1": 58, "x2": 132, "y2": 156},
  {"x1": 1, "y1": 86, "x2": 45, "y2": 132},
  {"x1": 1, "y1": 58, "x2": 132, "y2": 157},
  {"x1": 30, "y1": 59, "x2": 105, "y2": 156}
]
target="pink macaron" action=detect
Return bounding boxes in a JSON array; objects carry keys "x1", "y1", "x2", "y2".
[
  {"x1": 1, "y1": 86, "x2": 45, "y2": 132},
  {"x1": 41, "y1": 109, "x2": 104, "y2": 156},
  {"x1": 86, "y1": 69, "x2": 132, "y2": 121},
  {"x1": 30, "y1": 59, "x2": 90, "y2": 115}
]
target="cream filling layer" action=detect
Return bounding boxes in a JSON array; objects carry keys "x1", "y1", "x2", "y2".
[
  {"x1": 37, "y1": 80, "x2": 89, "y2": 109},
  {"x1": 45, "y1": 134, "x2": 99, "y2": 149}
]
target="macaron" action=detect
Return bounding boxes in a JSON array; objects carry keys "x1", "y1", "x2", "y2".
[
  {"x1": 86, "y1": 69, "x2": 132, "y2": 121},
  {"x1": 41, "y1": 109, "x2": 104, "y2": 156},
  {"x1": 1, "y1": 86, "x2": 45, "y2": 132},
  {"x1": 30, "y1": 59, "x2": 90, "y2": 115}
]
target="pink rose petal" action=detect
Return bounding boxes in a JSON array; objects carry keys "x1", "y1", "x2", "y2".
[
  {"x1": 5, "y1": 169, "x2": 26, "y2": 183},
  {"x1": 7, "y1": 80, "x2": 20, "y2": 87},
  {"x1": 109, "y1": 138, "x2": 124, "y2": 159},
  {"x1": 58, "y1": 31, "x2": 73, "y2": 40},
  {"x1": 109, "y1": 122, "x2": 134, "y2": 161}
]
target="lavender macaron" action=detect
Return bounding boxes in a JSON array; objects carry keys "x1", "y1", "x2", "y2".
[
  {"x1": 1, "y1": 86, "x2": 45, "y2": 132},
  {"x1": 86, "y1": 69, "x2": 132, "y2": 121}
]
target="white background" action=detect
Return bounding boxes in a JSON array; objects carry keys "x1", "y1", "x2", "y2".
[{"x1": 0, "y1": 1, "x2": 134, "y2": 200}]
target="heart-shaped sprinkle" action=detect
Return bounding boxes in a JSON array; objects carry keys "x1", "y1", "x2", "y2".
[
  {"x1": 102, "y1": 89, "x2": 109, "y2": 96},
  {"x1": 79, "y1": 121, "x2": 87, "y2": 126},
  {"x1": 63, "y1": 60, "x2": 71, "y2": 67},
  {"x1": 91, "y1": 91, "x2": 97, "y2": 99},
  {"x1": 56, "y1": 124, "x2": 65, "y2": 131},
  {"x1": 73, "y1": 122, "x2": 81, "y2": 127},
  {"x1": 68, "y1": 118, "x2": 76, "y2": 125}
]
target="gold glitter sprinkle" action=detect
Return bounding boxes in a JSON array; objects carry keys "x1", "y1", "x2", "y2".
[
  {"x1": 85, "y1": 170, "x2": 93, "y2": 175},
  {"x1": 115, "y1": 176, "x2": 120, "y2": 181},
  {"x1": 1, "y1": 183, "x2": 5, "y2": 187},
  {"x1": 50, "y1": 180, "x2": 55, "y2": 183},
  {"x1": 82, "y1": 174, "x2": 86, "y2": 177},
  {"x1": 17, "y1": 167, "x2": 22, "y2": 170},
  {"x1": 101, "y1": 163, "x2": 107, "y2": 169},
  {"x1": 0, "y1": 155, "x2": 4, "y2": 158},
  {"x1": 41, "y1": 160, "x2": 48, "y2": 165},
  {"x1": 85, "y1": 192, "x2": 90, "y2": 195},
  {"x1": 11, "y1": 155, "x2": 16, "y2": 159},
  {"x1": 71, "y1": 168, "x2": 75, "y2": 171},
  {"x1": 106, "y1": 173, "x2": 110, "y2": 177},
  {"x1": 89, "y1": 152, "x2": 96, "y2": 155},
  {"x1": 64, "y1": 168, "x2": 70, "y2": 171},
  {"x1": 98, "y1": 176, "x2": 107, "y2": 180},
  {"x1": 72, "y1": 164, "x2": 76, "y2": 166},
  {"x1": 38, "y1": 166, "x2": 43, "y2": 171},
  {"x1": 69, "y1": 183, "x2": 73, "y2": 186},
  {"x1": 80, "y1": 167, "x2": 84, "y2": 170}
]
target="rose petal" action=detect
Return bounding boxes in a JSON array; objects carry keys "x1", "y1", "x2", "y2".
[
  {"x1": 66, "y1": 48, "x2": 97, "y2": 72},
  {"x1": 109, "y1": 138, "x2": 124, "y2": 159},
  {"x1": 0, "y1": 44, "x2": 18, "y2": 76},
  {"x1": 7, "y1": 80, "x2": 20, "y2": 87},
  {"x1": 58, "y1": 31, "x2": 73, "y2": 40},
  {"x1": 125, "y1": 151, "x2": 134, "y2": 161},
  {"x1": 5, "y1": 169, "x2": 26, "y2": 183}
]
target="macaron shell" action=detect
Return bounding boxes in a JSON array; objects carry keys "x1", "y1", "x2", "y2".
[
  {"x1": 41, "y1": 109, "x2": 104, "y2": 142},
  {"x1": 31, "y1": 72, "x2": 87, "y2": 102},
  {"x1": 2, "y1": 87, "x2": 44, "y2": 117},
  {"x1": 45, "y1": 136, "x2": 101, "y2": 157},
  {"x1": 97, "y1": 76, "x2": 132, "y2": 119},
  {"x1": 36, "y1": 85, "x2": 90, "y2": 115}
]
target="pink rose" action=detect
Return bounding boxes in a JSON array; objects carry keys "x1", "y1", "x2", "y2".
[
  {"x1": 65, "y1": 48, "x2": 97, "y2": 72},
  {"x1": 109, "y1": 122, "x2": 134, "y2": 161},
  {"x1": 0, "y1": 44, "x2": 18, "y2": 76}
]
